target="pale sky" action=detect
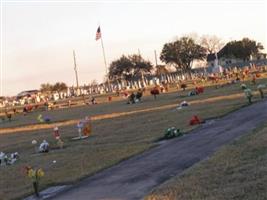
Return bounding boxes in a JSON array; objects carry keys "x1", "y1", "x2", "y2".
[{"x1": 1, "y1": 0, "x2": 267, "y2": 96}]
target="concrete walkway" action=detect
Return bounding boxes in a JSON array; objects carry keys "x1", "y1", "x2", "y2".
[{"x1": 50, "y1": 100, "x2": 267, "y2": 200}]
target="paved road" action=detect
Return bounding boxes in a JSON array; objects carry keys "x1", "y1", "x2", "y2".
[{"x1": 50, "y1": 100, "x2": 267, "y2": 200}]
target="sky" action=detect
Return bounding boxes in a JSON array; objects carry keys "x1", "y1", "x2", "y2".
[{"x1": 1, "y1": 0, "x2": 267, "y2": 96}]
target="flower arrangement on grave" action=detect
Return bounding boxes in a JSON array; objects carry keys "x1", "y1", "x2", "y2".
[
  {"x1": 257, "y1": 84, "x2": 266, "y2": 99},
  {"x1": 188, "y1": 90, "x2": 198, "y2": 96},
  {"x1": 25, "y1": 166, "x2": 45, "y2": 197},
  {"x1": 53, "y1": 127, "x2": 64, "y2": 149},
  {"x1": 189, "y1": 115, "x2": 202, "y2": 125},
  {"x1": 244, "y1": 88, "x2": 253, "y2": 104},
  {"x1": 150, "y1": 87, "x2": 160, "y2": 100},
  {"x1": 177, "y1": 101, "x2": 189, "y2": 110},
  {"x1": 37, "y1": 114, "x2": 51, "y2": 123},
  {"x1": 38, "y1": 140, "x2": 49, "y2": 153},
  {"x1": 196, "y1": 86, "x2": 204, "y2": 94},
  {"x1": 180, "y1": 83, "x2": 187, "y2": 91},
  {"x1": 0, "y1": 152, "x2": 19, "y2": 166},
  {"x1": 31, "y1": 140, "x2": 38, "y2": 153},
  {"x1": 164, "y1": 127, "x2": 183, "y2": 139},
  {"x1": 37, "y1": 114, "x2": 44, "y2": 123},
  {"x1": 82, "y1": 117, "x2": 92, "y2": 136},
  {"x1": 241, "y1": 84, "x2": 247, "y2": 90},
  {"x1": 44, "y1": 116, "x2": 51, "y2": 123}
]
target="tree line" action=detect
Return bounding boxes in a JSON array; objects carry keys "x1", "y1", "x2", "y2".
[
  {"x1": 39, "y1": 35, "x2": 264, "y2": 92},
  {"x1": 40, "y1": 82, "x2": 68, "y2": 94},
  {"x1": 108, "y1": 35, "x2": 264, "y2": 80}
]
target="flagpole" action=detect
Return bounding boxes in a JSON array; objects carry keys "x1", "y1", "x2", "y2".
[
  {"x1": 73, "y1": 50, "x2": 80, "y2": 95},
  {"x1": 100, "y1": 37, "x2": 108, "y2": 75},
  {"x1": 154, "y1": 50, "x2": 158, "y2": 66},
  {"x1": 99, "y1": 28, "x2": 110, "y2": 92}
]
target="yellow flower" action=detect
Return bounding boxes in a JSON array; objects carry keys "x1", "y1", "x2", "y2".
[
  {"x1": 37, "y1": 169, "x2": 44, "y2": 177},
  {"x1": 28, "y1": 169, "x2": 35, "y2": 178}
]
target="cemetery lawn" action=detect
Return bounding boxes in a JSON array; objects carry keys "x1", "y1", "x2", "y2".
[
  {"x1": 0, "y1": 78, "x2": 266, "y2": 200},
  {"x1": 145, "y1": 124, "x2": 267, "y2": 200}
]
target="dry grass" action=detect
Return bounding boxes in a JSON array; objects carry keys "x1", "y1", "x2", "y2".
[
  {"x1": 145, "y1": 124, "x2": 267, "y2": 200},
  {"x1": 2, "y1": 77, "x2": 266, "y2": 130},
  {"x1": 0, "y1": 92, "x2": 247, "y2": 135},
  {"x1": 0, "y1": 78, "x2": 266, "y2": 200}
]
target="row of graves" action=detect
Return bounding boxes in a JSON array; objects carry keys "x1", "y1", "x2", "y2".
[
  {"x1": 1, "y1": 116, "x2": 92, "y2": 167},
  {"x1": 163, "y1": 77, "x2": 266, "y2": 140},
  {"x1": 21, "y1": 117, "x2": 93, "y2": 197},
  {"x1": 1, "y1": 115, "x2": 93, "y2": 197},
  {"x1": 2, "y1": 74, "x2": 266, "y2": 197}
]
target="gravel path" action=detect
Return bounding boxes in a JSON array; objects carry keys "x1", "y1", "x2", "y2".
[{"x1": 50, "y1": 99, "x2": 267, "y2": 200}]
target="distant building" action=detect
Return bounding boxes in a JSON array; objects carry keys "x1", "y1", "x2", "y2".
[
  {"x1": 250, "y1": 53, "x2": 267, "y2": 60},
  {"x1": 206, "y1": 53, "x2": 216, "y2": 67},
  {"x1": 17, "y1": 90, "x2": 39, "y2": 99},
  {"x1": 207, "y1": 52, "x2": 267, "y2": 68}
]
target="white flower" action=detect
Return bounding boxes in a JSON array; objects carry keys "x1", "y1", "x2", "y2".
[{"x1": 32, "y1": 140, "x2": 37, "y2": 145}]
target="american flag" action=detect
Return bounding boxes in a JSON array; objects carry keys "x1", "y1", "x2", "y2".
[{"x1": 95, "y1": 26, "x2": 101, "y2": 41}]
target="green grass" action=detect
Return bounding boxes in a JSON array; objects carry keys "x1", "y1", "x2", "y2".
[
  {"x1": 0, "y1": 78, "x2": 266, "y2": 200},
  {"x1": 145, "y1": 124, "x2": 267, "y2": 200}
]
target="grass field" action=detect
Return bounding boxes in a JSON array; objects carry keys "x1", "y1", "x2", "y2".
[
  {"x1": 145, "y1": 124, "x2": 267, "y2": 200},
  {"x1": 0, "y1": 78, "x2": 266, "y2": 200}
]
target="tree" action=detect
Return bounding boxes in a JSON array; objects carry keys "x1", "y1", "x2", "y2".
[
  {"x1": 40, "y1": 83, "x2": 53, "y2": 93},
  {"x1": 155, "y1": 65, "x2": 169, "y2": 76},
  {"x1": 129, "y1": 54, "x2": 153, "y2": 76},
  {"x1": 52, "y1": 82, "x2": 68, "y2": 93},
  {"x1": 200, "y1": 35, "x2": 224, "y2": 54},
  {"x1": 218, "y1": 38, "x2": 264, "y2": 61},
  {"x1": 90, "y1": 80, "x2": 98, "y2": 86},
  {"x1": 108, "y1": 54, "x2": 153, "y2": 82},
  {"x1": 160, "y1": 37, "x2": 206, "y2": 77},
  {"x1": 108, "y1": 55, "x2": 133, "y2": 82}
]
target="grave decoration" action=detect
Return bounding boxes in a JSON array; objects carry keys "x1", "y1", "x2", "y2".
[
  {"x1": 244, "y1": 88, "x2": 253, "y2": 104},
  {"x1": 241, "y1": 84, "x2": 247, "y2": 90},
  {"x1": 0, "y1": 117, "x2": 5, "y2": 123},
  {"x1": 53, "y1": 127, "x2": 64, "y2": 149},
  {"x1": 176, "y1": 101, "x2": 189, "y2": 110},
  {"x1": 37, "y1": 114, "x2": 44, "y2": 123},
  {"x1": 188, "y1": 90, "x2": 198, "y2": 96},
  {"x1": 37, "y1": 114, "x2": 51, "y2": 123},
  {"x1": 72, "y1": 116, "x2": 92, "y2": 140},
  {"x1": 257, "y1": 84, "x2": 266, "y2": 99},
  {"x1": 189, "y1": 115, "x2": 204, "y2": 125},
  {"x1": 38, "y1": 140, "x2": 49, "y2": 153},
  {"x1": 188, "y1": 87, "x2": 204, "y2": 97},
  {"x1": 83, "y1": 117, "x2": 92, "y2": 136},
  {"x1": 164, "y1": 127, "x2": 183, "y2": 139},
  {"x1": 180, "y1": 83, "x2": 187, "y2": 91},
  {"x1": 196, "y1": 86, "x2": 204, "y2": 94},
  {"x1": 5, "y1": 112, "x2": 12, "y2": 121},
  {"x1": 31, "y1": 140, "x2": 39, "y2": 153},
  {"x1": 44, "y1": 116, "x2": 51, "y2": 123},
  {"x1": 0, "y1": 152, "x2": 19, "y2": 166},
  {"x1": 25, "y1": 166, "x2": 45, "y2": 197},
  {"x1": 150, "y1": 87, "x2": 160, "y2": 99}
]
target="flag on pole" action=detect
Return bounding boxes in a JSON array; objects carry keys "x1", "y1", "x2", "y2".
[{"x1": 95, "y1": 26, "x2": 101, "y2": 41}]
